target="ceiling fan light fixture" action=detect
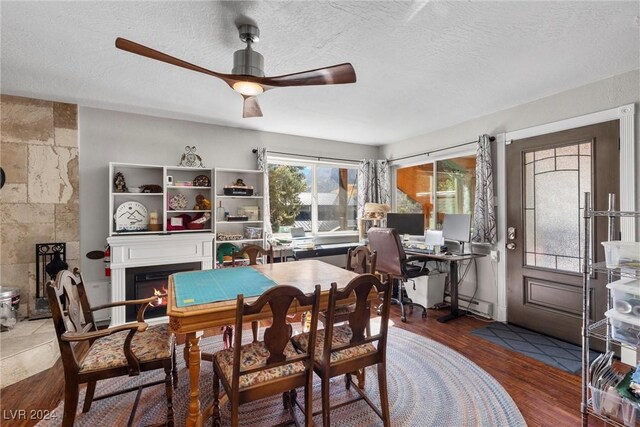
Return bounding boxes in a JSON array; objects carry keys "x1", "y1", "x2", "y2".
[
  {"x1": 115, "y1": 23, "x2": 356, "y2": 118},
  {"x1": 233, "y1": 81, "x2": 264, "y2": 96}
]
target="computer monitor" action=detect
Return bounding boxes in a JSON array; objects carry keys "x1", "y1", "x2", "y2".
[
  {"x1": 386, "y1": 213, "x2": 424, "y2": 237},
  {"x1": 290, "y1": 227, "x2": 306, "y2": 238},
  {"x1": 424, "y1": 230, "x2": 445, "y2": 247},
  {"x1": 442, "y1": 213, "x2": 472, "y2": 254}
]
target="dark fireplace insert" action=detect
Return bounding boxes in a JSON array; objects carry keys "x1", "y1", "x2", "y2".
[{"x1": 125, "y1": 262, "x2": 201, "y2": 322}]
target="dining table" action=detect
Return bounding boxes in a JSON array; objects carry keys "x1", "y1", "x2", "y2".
[{"x1": 167, "y1": 259, "x2": 373, "y2": 427}]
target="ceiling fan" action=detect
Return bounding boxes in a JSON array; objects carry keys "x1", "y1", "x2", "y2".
[{"x1": 115, "y1": 24, "x2": 356, "y2": 118}]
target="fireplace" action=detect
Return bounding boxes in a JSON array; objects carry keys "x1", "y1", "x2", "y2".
[
  {"x1": 107, "y1": 234, "x2": 214, "y2": 326},
  {"x1": 125, "y1": 262, "x2": 200, "y2": 322}
]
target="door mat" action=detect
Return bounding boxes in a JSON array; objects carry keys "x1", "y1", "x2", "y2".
[{"x1": 471, "y1": 322, "x2": 598, "y2": 374}]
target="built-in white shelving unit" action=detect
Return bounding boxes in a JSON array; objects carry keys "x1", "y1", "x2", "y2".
[
  {"x1": 213, "y1": 168, "x2": 267, "y2": 267},
  {"x1": 109, "y1": 162, "x2": 213, "y2": 236},
  {"x1": 108, "y1": 163, "x2": 267, "y2": 268}
]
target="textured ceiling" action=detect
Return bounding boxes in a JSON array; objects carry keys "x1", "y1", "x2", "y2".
[{"x1": 1, "y1": 1, "x2": 638, "y2": 145}]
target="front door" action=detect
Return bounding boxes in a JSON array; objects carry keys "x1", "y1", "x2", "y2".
[{"x1": 506, "y1": 121, "x2": 619, "y2": 345}]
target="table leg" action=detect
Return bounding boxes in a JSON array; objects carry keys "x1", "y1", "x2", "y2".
[
  {"x1": 222, "y1": 325, "x2": 233, "y2": 349},
  {"x1": 183, "y1": 337, "x2": 191, "y2": 368},
  {"x1": 437, "y1": 260, "x2": 467, "y2": 323},
  {"x1": 186, "y1": 332, "x2": 204, "y2": 427}
]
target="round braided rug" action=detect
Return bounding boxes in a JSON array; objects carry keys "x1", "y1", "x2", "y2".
[{"x1": 38, "y1": 326, "x2": 526, "y2": 427}]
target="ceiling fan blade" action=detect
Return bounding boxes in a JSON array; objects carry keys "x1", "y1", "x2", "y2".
[
  {"x1": 259, "y1": 63, "x2": 356, "y2": 87},
  {"x1": 243, "y1": 96, "x2": 263, "y2": 118},
  {"x1": 115, "y1": 38, "x2": 237, "y2": 86}
]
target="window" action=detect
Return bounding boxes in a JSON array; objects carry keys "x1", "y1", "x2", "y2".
[
  {"x1": 395, "y1": 154, "x2": 476, "y2": 229},
  {"x1": 268, "y1": 159, "x2": 358, "y2": 235}
]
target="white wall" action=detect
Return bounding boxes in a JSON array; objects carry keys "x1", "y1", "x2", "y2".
[
  {"x1": 79, "y1": 70, "x2": 639, "y2": 317},
  {"x1": 381, "y1": 69, "x2": 640, "y2": 319},
  {"x1": 78, "y1": 107, "x2": 379, "y2": 308}
]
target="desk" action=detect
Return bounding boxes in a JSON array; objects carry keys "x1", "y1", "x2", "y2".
[
  {"x1": 271, "y1": 243, "x2": 293, "y2": 262},
  {"x1": 167, "y1": 260, "x2": 366, "y2": 427},
  {"x1": 403, "y1": 250, "x2": 485, "y2": 323},
  {"x1": 292, "y1": 242, "x2": 359, "y2": 260}
]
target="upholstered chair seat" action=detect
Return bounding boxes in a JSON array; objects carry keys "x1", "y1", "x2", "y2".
[
  {"x1": 80, "y1": 324, "x2": 173, "y2": 373},
  {"x1": 214, "y1": 341, "x2": 306, "y2": 390},
  {"x1": 291, "y1": 325, "x2": 376, "y2": 364}
]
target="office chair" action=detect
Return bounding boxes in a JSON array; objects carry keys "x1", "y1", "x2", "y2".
[{"x1": 367, "y1": 227, "x2": 430, "y2": 322}]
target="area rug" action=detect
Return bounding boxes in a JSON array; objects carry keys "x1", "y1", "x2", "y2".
[
  {"x1": 38, "y1": 326, "x2": 525, "y2": 426},
  {"x1": 471, "y1": 322, "x2": 597, "y2": 374}
]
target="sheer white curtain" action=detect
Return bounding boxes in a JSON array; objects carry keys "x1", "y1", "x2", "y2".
[
  {"x1": 256, "y1": 148, "x2": 272, "y2": 241},
  {"x1": 357, "y1": 160, "x2": 390, "y2": 219},
  {"x1": 472, "y1": 134, "x2": 497, "y2": 244}
]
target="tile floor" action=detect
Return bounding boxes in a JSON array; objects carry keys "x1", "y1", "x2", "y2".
[{"x1": 0, "y1": 319, "x2": 59, "y2": 388}]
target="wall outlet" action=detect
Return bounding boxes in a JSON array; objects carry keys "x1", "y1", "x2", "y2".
[{"x1": 490, "y1": 250, "x2": 499, "y2": 262}]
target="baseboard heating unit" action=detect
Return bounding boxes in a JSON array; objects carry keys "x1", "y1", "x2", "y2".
[{"x1": 444, "y1": 295, "x2": 493, "y2": 319}]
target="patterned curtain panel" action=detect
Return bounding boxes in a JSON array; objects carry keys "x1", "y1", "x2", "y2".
[
  {"x1": 256, "y1": 148, "x2": 273, "y2": 240},
  {"x1": 472, "y1": 134, "x2": 497, "y2": 244},
  {"x1": 357, "y1": 160, "x2": 390, "y2": 219}
]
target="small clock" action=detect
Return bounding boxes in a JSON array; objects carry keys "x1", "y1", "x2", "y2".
[{"x1": 114, "y1": 201, "x2": 148, "y2": 232}]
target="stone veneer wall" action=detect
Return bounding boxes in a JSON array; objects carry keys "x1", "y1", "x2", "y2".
[{"x1": 0, "y1": 95, "x2": 79, "y2": 318}]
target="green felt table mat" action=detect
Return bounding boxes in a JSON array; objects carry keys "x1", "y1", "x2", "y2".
[{"x1": 173, "y1": 267, "x2": 276, "y2": 308}]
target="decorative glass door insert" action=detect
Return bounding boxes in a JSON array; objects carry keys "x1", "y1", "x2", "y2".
[{"x1": 524, "y1": 141, "x2": 592, "y2": 273}]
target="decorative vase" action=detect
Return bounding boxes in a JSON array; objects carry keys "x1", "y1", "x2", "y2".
[{"x1": 216, "y1": 201, "x2": 226, "y2": 220}]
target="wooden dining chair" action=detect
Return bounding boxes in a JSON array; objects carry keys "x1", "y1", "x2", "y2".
[
  {"x1": 319, "y1": 246, "x2": 376, "y2": 337},
  {"x1": 203, "y1": 244, "x2": 275, "y2": 364},
  {"x1": 231, "y1": 243, "x2": 274, "y2": 267},
  {"x1": 47, "y1": 269, "x2": 177, "y2": 427},
  {"x1": 232, "y1": 243, "x2": 274, "y2": 342},
  {"x1": 291, "y1": 273, "x2": 392, "y2": 427},
  {"x1": 211, "y1": 285, "x2": 321, "y2": 427}
]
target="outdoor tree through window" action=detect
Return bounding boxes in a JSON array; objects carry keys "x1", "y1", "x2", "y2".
[
  {"x1": 268, "y1": 164, "x2": 308, "y2": 231},
  {"x1": 268, "y1": 161, "x2": 358, "y2": 235}
]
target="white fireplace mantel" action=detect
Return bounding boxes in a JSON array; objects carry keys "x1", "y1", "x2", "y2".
[{"x1": 107, "y1": 234, "x2": 213, "y2": 326}]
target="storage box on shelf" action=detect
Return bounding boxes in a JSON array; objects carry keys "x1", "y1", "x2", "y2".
[
  {"x1": 590, "y1": 384, "x2": 640, "y2": 426},
  {"x1": 608, "y1": 279, "x2": 640, "y2": 319},
  {"x1": 605, "y1": 309, "x2": 640, "y2": 347},
  {"x1": 581, "y1": 192, "x2": 640, "y2": 427},
  {"x1": 213, "y1": 168, "x2": 267, "y2": 266},
  {"x1": 602, "y1": 241, "x2": 640, "y2": 269}
]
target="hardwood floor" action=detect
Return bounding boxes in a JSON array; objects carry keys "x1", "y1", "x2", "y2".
[{"x1": 0, "y1": 307, "x2": 601, "y2": 426}]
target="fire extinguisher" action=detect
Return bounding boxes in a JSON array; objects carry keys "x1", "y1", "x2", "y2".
[{"x1": 104, "y1": 245, "x2": 111, "y2": 277}]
